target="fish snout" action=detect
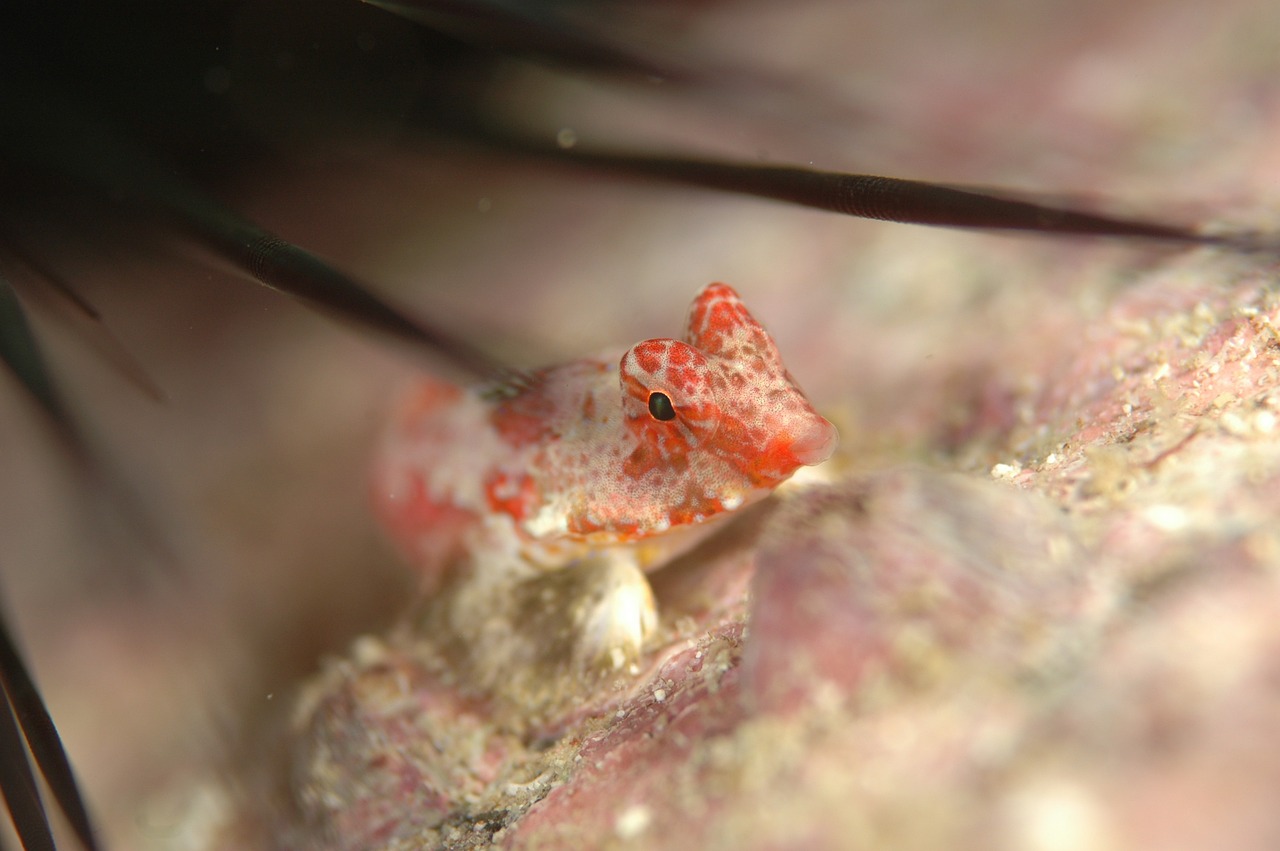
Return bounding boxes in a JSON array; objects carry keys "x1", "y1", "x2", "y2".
[{"x1": 788, "y1": 415, "x2": 839, "y2": 466}]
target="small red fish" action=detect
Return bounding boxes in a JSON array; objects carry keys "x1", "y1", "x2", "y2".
[{"x1": 372, "y1": 283, "x2": 837, "y2": 661}]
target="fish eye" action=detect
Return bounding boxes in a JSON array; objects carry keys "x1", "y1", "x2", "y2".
[{"x1": 648, "y1": 391, "x2": 676, "y2": 421}]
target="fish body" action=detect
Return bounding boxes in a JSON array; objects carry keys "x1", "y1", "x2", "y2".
[{"x1": 373, "y1": 282, "x2": 837, "y2": 577}]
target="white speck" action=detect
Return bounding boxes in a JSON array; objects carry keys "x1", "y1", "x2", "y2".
[
  {"x1": 786, "y1": 465, "x2": 832, "y2": 488},
  {"x1": 1256, "y1": 410, "x2": 1276, "y2": 433},
  {"x1": 1001, "y1": 778, "x2": 1115, "y2": 851},
  {"x1": 1221, "y1": 411, "x2": 1248, "y2": 436},
  {"x1": 614, "y1": 804, "x2": 652, "y2": 840},
  {"x1": 525, "y1": 506, "x2": 569, "y2": 538},
  {"x1": 991, "y1": 462, "x2": 1021, "y2": 480},
  {"x1": 615, "y1": 708, "x2": 627, "y2": 720},
  {"x1": 652, "y1": 688, "x2": 667, "y2": 703},
  {"x1": 1144, "y1": 504, "x2": 1188, "y2": 532},
  {"x1": 504, "y1": 771, "x2": 552, "y2": 797},
  {"x1": 352, "y1": 635, "x2": 387, "y2": 665},
  {"x1": 720, "y1": 493, "x2": 744, "y2": 511}
]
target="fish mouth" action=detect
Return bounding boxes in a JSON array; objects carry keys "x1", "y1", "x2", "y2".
[{"x1": 789, "y1": 416, "x2": 839, "y2": 466}]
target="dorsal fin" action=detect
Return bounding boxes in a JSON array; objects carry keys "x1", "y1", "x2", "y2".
[{"x1": 682, "y1": 282, "x2": 779, "y2": 362}]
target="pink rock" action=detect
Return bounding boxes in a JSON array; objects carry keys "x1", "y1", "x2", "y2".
[{"x1": 744, "y1": 472, "x2": 1091, "y2": 716}]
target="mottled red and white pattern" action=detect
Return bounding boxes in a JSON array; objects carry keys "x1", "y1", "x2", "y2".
[{"x1": 372, "y1": 283, "x2": 837, "y2": 574}]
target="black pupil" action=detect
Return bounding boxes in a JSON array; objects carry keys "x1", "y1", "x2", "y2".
[{"x1": 648, "y1": 392, "x2": 676, "y2": 421}]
